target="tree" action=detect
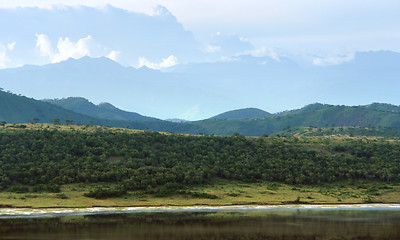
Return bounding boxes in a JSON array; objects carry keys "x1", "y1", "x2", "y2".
[
  {"x1": 53, "y1": 119, "x2": 61, "y2": 125},
  {"x1": 33, "y1": 118, "x2": 40, "y2": 124},
  {"x1": 0, "y1": 121, "x2": 6, "y2": 127}
]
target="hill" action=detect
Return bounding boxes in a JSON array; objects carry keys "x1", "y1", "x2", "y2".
[
  {"x1": 193, "y1": 103, "x2": 400, "y2": 136},
  {"x1": 44, "y1": 97, "x2": 157, "y2": 121},
  {"x1": 0, "y1": 89, "x2": 99, "y2": 124},
  {"x1": 3, "y1": 89, "x2": 400, "y2": 137},
  {"x1": 210, "y1": 108, "x2": 271, "y2": 120},
  {"x1": 0, "y1": 89, "x2": 206, "y2": 134}
]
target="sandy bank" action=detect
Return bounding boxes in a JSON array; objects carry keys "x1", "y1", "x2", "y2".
[{"x1": 1, "y1": 204, "x2": 399, "y2": 218}]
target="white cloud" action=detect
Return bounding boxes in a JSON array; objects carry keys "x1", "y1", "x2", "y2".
[
  {"x1": 36, "y1": 33, "x2": 53, "y2": 57},
  {"x1": 0, "y1": 42, "x2": 16, "y2": 68},
  {"x1": 241, "y1": 46, "x2": 281, "y2": 61},
  {"x1": 7, "y1": 42, "x2": 16, "y2": 51},
  {"x1": 204, "y1": 45, "x2": 221, "y2": 53},
  {"x1": 138, "y1": 55, "x2": 178, "y2": 69},
  {"x1": 35, "y1": 33, "x2": 92, "y2": 63},
  {"x1": 219, "y1": 56, "x2": 239, "y2": 62},
  {"x1": 210, "y1": 32, "x2": 254, "y2": 56},
  {"x1": 106, "y1": 50, "x2": 120, "y2": 61},
  {"x1": 0, "y1": 47, "x2": 8, "y2": 68},
  {"x1": 313, "y1": 53, "x2": 354, "y2": 66}
]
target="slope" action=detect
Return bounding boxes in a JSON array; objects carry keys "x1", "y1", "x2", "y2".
[
  {"x1": 210, "y1": 108, "x2": 271, "y2": 120},
  {"x1": 0, "y1": 89, "x2": 206, "y2": 134},
  {"x1": 45, "y1": 97, "x2": 157, "y2": 121},
  {"x1": 193, "y1": 103, "x2": 400, "y2": 136}
]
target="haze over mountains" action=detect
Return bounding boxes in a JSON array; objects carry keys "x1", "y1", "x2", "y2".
[
  {"x1": 0, "y1": 50, "x2": 399, "y2": 120},
  {"x1": 0, "y1": 5, "x2": 399, "y2": 121}
]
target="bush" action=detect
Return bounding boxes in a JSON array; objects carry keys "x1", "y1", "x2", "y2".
[
  {"x1": 8, "y1": 185, "x2": 29, "y2": 193},
  {"x1": 84, "y1": 186, "x2": 127, "y2": 199},
  {"x1": 32, "y1": 184, "x2": 61, "y2": 193},
  {"x1": 179, "y1": 190, "x2": 219, "y2": 199}
]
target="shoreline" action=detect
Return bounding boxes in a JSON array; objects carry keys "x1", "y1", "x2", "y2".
[{"x1": 1, "y1": 204, "x2": 400, "y2": 219}]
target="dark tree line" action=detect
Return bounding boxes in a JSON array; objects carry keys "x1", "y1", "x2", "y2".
[{"x1": 0, "y1": 129, "x2": 399, "y2": 193}]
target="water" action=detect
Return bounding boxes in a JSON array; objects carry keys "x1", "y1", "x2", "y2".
[{"x1": 0, "y1": 208, "x2": 399, "y2": 239}]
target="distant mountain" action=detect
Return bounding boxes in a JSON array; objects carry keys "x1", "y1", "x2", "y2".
[
  {"x1": 0, "y1": 56, "x2": 219, "y2": 120},
  {"x1": 210, "y1": 108, "x2": 271, "y2": 120},
  {"x1": 44, "y1": 97, "x2": 157, "y2": 121},
  {"x1": 165, "y1": 118, "x2": 189, "y2": 123},
  {"x1": 1, "y1": 51, "x2": 400, "y2": 120}
]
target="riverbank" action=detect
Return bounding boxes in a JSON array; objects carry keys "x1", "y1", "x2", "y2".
[
  {"x1": 1, "y1": 204, "x2": 400, "y2": 218},
  {"x1": 1, "y1": 180, "x2": 399, "y2": 209}
]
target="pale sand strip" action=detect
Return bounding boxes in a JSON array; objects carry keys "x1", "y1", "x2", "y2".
[{"x1": 1, "y1": 204, "x2": 400, "y2": 218}]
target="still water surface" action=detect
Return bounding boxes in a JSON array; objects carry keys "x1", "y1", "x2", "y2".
[{"x1": 0, "y1": 208, "x2": 399, "y2": 240}]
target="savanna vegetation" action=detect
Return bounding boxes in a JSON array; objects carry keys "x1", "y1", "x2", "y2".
[{"x1": 0, "y1": 123, "x2": 399, "y2": 207}]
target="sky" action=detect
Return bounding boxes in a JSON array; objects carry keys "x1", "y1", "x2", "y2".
[
  {"x1": 1, "y1": 0, "x2": 400, "y2": 55},
  {"x1": 0, "y1": 0, "x2": 399, "y2": 120}
]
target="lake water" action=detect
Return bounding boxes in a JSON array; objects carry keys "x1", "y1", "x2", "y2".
[{"x1": 0, "y1": 206, "x2": 399, "y2": 239}]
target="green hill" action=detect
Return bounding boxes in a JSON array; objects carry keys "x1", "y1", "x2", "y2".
[
  {"x1": 0, "y1": 90, "x2": 205, "y2": 134},
  {"x1": 210, "y1": 108, "x2": 271, "y2": 120},
  {"x1": 193, "y1": 103, "x2": 400, "y2": 136},
  {"x1": 3, "y1": 89, "x2": 400, "y2": 137},
  {"x1": 0, "y1": 90, "x2": 99, "y2": 124},
  {"x1": 45, "y1": 97, "x2": 157, "y2": 121}
]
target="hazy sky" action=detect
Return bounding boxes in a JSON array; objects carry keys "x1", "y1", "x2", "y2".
[
  {"x1": 1, "y1": 0, "x2": 399, "y2": 120},
  {"x1": 2, "y1": 0, "x2": 400, "y2": 54}
]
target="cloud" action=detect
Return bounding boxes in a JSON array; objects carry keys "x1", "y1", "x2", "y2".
[
  {"x1": 138, "y1": 55, "x2": 178, "y2": 69},
  {"x1": 36, "y1": 33, "x2": 92, "y2": 63},
  {"x1": 36, "y1": 34, "x2": 53, "y2": 57},
  {"x1": 0, "y1": 47, "x2": 9, "y2": 68},
  {"x1": 0, "y1": 42, "x2": 15, "y2": 68},
  {"x1": 204, "y1": 45, "x2": 221, "y2": 53},
  {"x1": 106, "y1": 50, "x2": 120, "y2": 61},
  {"x1": 313, "y1": 53, "x2": 354, "y2": 66},
  {"x1": 210, "y1": 32, "x2": 254, "y2": 56},
  {"x1": 240, "y1": 46, "x2": 281, "y2": 61},
  {"x1": 7, "y1": 42, "x2": 16, "y2": 51}
]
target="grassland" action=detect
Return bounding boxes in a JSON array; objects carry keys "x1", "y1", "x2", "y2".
[
  {"x1": 1, "y1": 123, "x2": 144, "y2": 134},
  {"x1": 1, "y1": 180, "x2": 399, "y2": 208},
  {"x1": 1, "y1": 123, "x2": 400, "y2": 208}
]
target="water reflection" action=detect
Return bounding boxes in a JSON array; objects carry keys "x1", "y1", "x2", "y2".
[{"x1": 0, "y1": 210, "x2": 399, "y2": 240}]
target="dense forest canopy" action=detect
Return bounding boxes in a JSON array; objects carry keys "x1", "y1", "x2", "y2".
[{"x1": 0, "y1": 126, "x2": 399, "y2": 194}]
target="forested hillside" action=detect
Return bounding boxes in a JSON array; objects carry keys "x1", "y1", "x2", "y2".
[
  {"x1": 3, "y1": 88, "x2": 400, "y2": 137},
  {"x1": 194, "y1": 103, "x2": 400, "y2": 136},
  {"x1": 0, "y1": 90, "x2": 205, "y2": 134},
  {"x1": 0, "y1": 89, "x2": 98, "y2": 124},
  {"x1": 1, "y1": 125, "x2": 399, "y2": 195},
  {"x1": 209, "y1": 108, "x2": 271, "y2": 120}
]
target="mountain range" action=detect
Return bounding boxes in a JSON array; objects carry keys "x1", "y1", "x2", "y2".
[
  {"x1": 1, "y1": 88, "x2": 400, "y2": 137},
  {"x1": 0, "y1": 50, "x2": 399, "y2": 120}
]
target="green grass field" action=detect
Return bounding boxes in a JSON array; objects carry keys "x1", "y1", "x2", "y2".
[{"x1": 1, "y1": 180, "x2": 399, "y2": 208}]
